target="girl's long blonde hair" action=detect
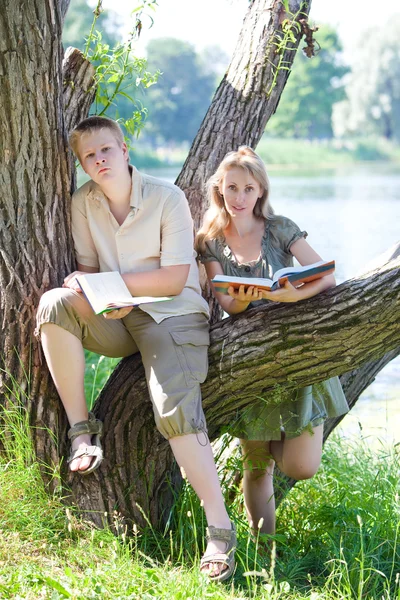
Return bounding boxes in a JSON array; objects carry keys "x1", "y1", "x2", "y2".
[{"x1": 195, "y1": 146, "x2": 274, "y2": 255}]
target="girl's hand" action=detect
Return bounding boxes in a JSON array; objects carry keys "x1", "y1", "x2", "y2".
[
  {"x1": 261, "y1": 280, "x2": 301, "y2": 303},
  {"x1": 228, "y1": 284, "x2": 263, "y2": 304},
  {"x1": 63, "y1": 271, "x2": 90, "y2": 292},
  {"x1": 103, "y1": 307, "x2": 133, "y2": 320}
]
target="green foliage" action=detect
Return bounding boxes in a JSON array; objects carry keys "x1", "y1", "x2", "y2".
[
  {"x1": 336, "y1": 15, "x2": 400, "y2": 142},
  {"x1": 268, "y1": 25, "x2": 349, "y2": 139},
  {"x1": 84, "y1": 351, "x2": 120, "y2": 410},
  {"x1": 64, "y1": 0, "x2": 160, "y2": 141},
  {"x1": 143, "y1": 38, "x2": 217, "y2": 144}
]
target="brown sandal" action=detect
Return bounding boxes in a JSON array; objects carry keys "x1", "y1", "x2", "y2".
[
  {"x1": 67, "y1": 412, "x2": 103, "y2": 475},
  {"x1": 200, "y1": 522, "x2": 237, "y2": 582}
]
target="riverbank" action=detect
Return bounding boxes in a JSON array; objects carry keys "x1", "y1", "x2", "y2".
[{"x1": 129, "y1": 136, "x2": 400, "y2": 171}]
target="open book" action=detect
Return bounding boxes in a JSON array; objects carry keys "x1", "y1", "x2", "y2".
[
  {"x1": 76, "y1": 271, "x2": 172, "y2": 315},
  {"x1": 211, "y1": 259, "x2": 335, "y2": 294}
]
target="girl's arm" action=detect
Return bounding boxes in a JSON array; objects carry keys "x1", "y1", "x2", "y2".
[
  {"x1": 261, "y1": 237, "x2": 336, "y2": 303},
  {"x1": 204, "y1": 261, "x2": 263, "y2": 315}
]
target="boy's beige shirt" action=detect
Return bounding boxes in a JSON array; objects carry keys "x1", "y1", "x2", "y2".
[{"x1": 71, "y1": 166, "x2": 209, "y2": 323}]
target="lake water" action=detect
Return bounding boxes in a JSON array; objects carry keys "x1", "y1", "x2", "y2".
[{"x1": 147, "y1": 164, "x2": 400, "y2": 445}]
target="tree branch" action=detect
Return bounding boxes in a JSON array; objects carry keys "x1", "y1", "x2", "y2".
[{"x1": 62, "y1": 47, "x2": 96, "y2": 134}]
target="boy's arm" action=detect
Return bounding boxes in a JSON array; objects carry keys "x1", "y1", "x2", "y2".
[
  {"x1": 62, "y1": 264, "x2": 99, "y2": 292},
  {"x1": 205, "y1": 262, "x2": 262, "y2": 315},
  {"x1": 122, "y1": 189, "x2": 193, "y2": 297},
  {"x1": 122, "y1": 264, "x2": 190, "y2": 297}
]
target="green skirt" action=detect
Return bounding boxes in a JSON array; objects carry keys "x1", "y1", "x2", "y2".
[{"x1": 229, "y1": 376, "x2": 349, "y2": 441}]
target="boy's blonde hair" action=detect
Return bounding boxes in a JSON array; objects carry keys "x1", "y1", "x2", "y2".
[
  {"x1": 68, "y1": 116, "x2": 124, "y2": 160},
  {"x1": 195, "y1": 146, "x2": 274, "y2": 255}
]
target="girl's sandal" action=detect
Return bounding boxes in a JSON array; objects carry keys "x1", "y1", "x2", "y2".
[
  {"x1": 200, "y1": 522, "x2": 237, "y2": 582},
  {"x1": 67, "y1": 412, "x2": 103, "y2": 475}
]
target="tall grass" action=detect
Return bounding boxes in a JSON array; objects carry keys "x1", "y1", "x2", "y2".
[{"x1": 0, "y1": 361, "x2": 399, "y2": 598}]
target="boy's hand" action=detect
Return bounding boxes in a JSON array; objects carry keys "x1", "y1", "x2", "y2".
[
  {"x1": 103, "y1": 307, "x2": 133, "y2": 320},
  {"x1": 228, "y1": 284, "x2": 263, "y2": 304},
  {"x1": 62, "y1": 271, "x2": 90, "y2": 292},
  {"x1": 261, "y1": 280, "x2": 300, "y2": 303}
]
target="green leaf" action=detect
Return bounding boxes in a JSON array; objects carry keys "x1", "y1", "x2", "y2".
[{"x1": 43, "y1": 577, "x2": 72, "y2": 598}]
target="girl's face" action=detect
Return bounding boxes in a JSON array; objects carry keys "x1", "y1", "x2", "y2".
[{"x1": 219, "y1": 167, "x2": 263, "y2": 219}]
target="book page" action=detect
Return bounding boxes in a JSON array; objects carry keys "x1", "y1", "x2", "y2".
[{"x1": 77, "y1": 272, "x2": 133, "y2": 314}]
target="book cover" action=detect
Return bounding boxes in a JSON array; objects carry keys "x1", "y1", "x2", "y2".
[{"x1": 211, "y1": 260, "x2": 335, "y2": 294}]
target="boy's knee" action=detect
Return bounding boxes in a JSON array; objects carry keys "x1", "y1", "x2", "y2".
[{"x1": 38, "y1": 287, "x2": 92, "y2": 319}]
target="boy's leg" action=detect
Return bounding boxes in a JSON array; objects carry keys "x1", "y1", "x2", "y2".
[
  {"x1": 240, "y1": 440, "x2": 275, "y2": 535},
  {"x1": 124, "y1": 310, "x2": 233, "y2": 577},
  {"x1": 270, "y1": 424, "x2": 323, "y2": 480},
  {"x1": 37, "y1": 288, "x2": 137, "y2": 471}
]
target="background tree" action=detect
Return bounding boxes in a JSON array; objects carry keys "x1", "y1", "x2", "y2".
[
  {"x1": 0, "y1": 0, "x2": 399, "y2": 531},
  {"x1": 334, "y1": 16, "x2": 400, "y2": 141},
  {"x1": 63, "y1": 0, "x2": 120, "y2": 50},
  {"x1": 267, "y1": 25, "x2": 349, "y2": 139},
  {"x1": 143, "y1": 38, "x2": 217, "y2": 144}
]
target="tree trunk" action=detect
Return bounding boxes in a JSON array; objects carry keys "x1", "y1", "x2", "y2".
[{"x1": 0, "y1": 0, "x2": 74, "y2": 466}]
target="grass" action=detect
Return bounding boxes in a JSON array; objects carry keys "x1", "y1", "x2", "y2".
[
  {"x1": 0, "y1": 364, "x2": 399, "y2": 599},
  {"x1": 84, "y1": 351, "x2": 120, "y2": 410},
  {"x1": 255, "y1": 136, "x2": 400, "y2": 169}
]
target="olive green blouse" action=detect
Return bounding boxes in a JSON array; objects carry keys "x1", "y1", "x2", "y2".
[{"x1": 198, "y1": 215, "x2": 348, "y2": 441}]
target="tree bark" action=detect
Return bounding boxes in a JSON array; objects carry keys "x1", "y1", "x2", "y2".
[{"x1": 0, "y1": 1, "x2": 73, "y2": 466}]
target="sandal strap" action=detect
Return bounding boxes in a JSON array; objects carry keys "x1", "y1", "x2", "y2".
[
  {"x1": 68, "y1": 412, "x2": 103, "y2": 441},
  {"x1": 67, "y1": 445, "x2": 103, "y2": 463},
  {"x1": 206, "y1": 523, "x2": 237, "y2": 545},
  {"x1": 200, "y1": 552, "x2": 233, "y2": 568}
]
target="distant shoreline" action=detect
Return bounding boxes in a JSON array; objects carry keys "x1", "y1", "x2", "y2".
[{"x1": 130, "y1": 136, "x2": 400, "y2": 172}]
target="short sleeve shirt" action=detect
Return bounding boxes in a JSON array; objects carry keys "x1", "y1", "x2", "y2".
[
  {"x1": 71, "y1": 166, "x2": 209, "y2": 323},
  {"x1": 199, "y1": 215, "x2": 308, "y2": 281}
]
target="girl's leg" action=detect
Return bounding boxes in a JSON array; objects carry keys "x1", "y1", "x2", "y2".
[
  {"x1": 240, "y1": 440, "x2": 275, "y2": 535},
  {"x1": 169, "y1": 434, "x2": 232, "y2": 576},
  {"x1": 270, "y1": 424, "x2": 323, "y2": 480}
]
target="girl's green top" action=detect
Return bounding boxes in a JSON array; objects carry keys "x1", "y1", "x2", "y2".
[{"x1": 199, "y1": 215, "x2": 348, "y2": 440}]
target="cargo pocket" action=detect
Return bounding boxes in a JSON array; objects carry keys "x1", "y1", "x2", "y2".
[{"x1": 170, "y1": 327, "x2": 210, "y2": 386}]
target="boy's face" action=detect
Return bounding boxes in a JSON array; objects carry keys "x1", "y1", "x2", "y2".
[{"x1": 77, "y1": 129, "x2": 129, "y2": 185}]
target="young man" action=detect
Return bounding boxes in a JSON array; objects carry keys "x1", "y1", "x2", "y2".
[{"x1": 36, "y1": 116, "x2": 235, "y2": 581}]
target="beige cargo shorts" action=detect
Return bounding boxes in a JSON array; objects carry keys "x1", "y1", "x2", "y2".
[{"x1": 36, "y1": 288, "x2": 210, "y2": 440}]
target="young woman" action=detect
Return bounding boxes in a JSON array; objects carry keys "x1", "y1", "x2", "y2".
[{"x1": 195, "y1": 146, "x2": 348, "y2": 535}]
